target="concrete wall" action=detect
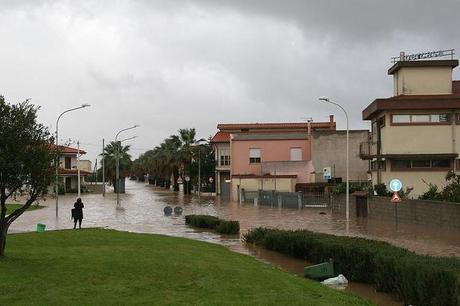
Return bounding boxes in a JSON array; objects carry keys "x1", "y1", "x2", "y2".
[
  {"x1": 380, "y1": 110, "x2": 458, "y2": 155},
  {"x1": 231, "y1": 177, "x2": 295, "y2": 200},
  {"x1": 332, "y1": 194, "x2": 460, "y2": 228},
  {"x1": 311, "y1": 130, "x2": 369, "y2": 182},
  {"x1": 79, "y1": 160, "x2": 92, "y2": 172},
  {"x1": 231, "y1": 138, "x2": 310, "y2": 176},
  {"x1": 377, "y1": 167, "x2": 448, "y2": 198},
  {"x1": 260, "y1": 161, "x2": 314, "y2": 184},
  {"x1": 394, "y1": 66, "x2": 453, "y2": 95}
]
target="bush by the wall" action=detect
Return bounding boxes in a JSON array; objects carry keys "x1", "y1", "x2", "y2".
[
  {"x1": 185, "y1": 215, "x2": 239, "y2": 235},
  {"x1": 216, "y1": 220, "x2": 240, "y2": 235},
  {"x1": 244, "y1": 227, "x2": 459, "y2": 306}
]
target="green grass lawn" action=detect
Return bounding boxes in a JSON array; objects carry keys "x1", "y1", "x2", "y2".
[
  {"x1": 6, "y1": 203, "x2": 44, "y2": 215},
  {"x1": 0, "y1": 229, "x2": 373, "y2": 305}
]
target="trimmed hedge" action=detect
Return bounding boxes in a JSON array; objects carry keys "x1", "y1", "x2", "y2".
[
  {"x1": 244, "y1": 227, "x2": 460, "y2": 306},
  {"x1": 185, "y1": 215, "x2": 240, "y2": 235}
]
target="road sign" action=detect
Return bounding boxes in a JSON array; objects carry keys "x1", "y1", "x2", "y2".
[
  {"x1": 389, "y1": 179, "x2": 402, "y2": 192},
  {"x1": 177, "y1": 177, "x2": 183, "y2": 184},
  {"x1": 185, "y1": 176, "x2": 190, "y2": 182},
  {"x1": 209, "y1": 177, "x2": 214, "y2": 183},
  {"x1": 391, "y1": 192, "x2": 401, "y2": 203}
]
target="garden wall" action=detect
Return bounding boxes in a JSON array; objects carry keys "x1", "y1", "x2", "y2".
[{"x1": 332, "y1": 194, "x2": 460, "y2": 228}]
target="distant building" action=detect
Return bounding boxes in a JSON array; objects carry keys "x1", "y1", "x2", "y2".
[
  {"x1": 52, "y1": 145, "x2": 91, "y2": 193},
  {"x1": 361, "y1": 51, "x2": 460, "y2": 197},
  {"x1": 311, "y1": 130, "x2": 369, "y2": 183},
  {"x1": 211, "y1": 117, "x2": 369, "y2": 200}
]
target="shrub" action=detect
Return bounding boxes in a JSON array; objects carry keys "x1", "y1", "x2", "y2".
[
  {"x1": 216, "y1": 220, "x2": 240, "y2": 235},
  {"x1": 333, "y1": 181, "x2": 372, "y2": 195},
  {"x1": 244, "y1": 228, "x2": 460, "y2": 306},
  {"x1": 419, "y1": 183, "x2": 442, "y2": 200},
  {"x1": 185, "y1": 215, "x2": 240, "y2": 235},
  {"x1": 373, "y1": 183, "x2": 389, "y2": 196},
  {"x1": 185, "y1": 215, "x2": 220, "y2": 229}
]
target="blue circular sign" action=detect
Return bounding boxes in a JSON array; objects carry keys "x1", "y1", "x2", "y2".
[{"x1": 389, "y1": 179, "x2": 402, "y2": 192}]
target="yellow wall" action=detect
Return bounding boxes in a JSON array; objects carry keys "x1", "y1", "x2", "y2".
[
  {"x1": 394, "y1": 66, "x2": 452, "y2": 95},
  {"x1": 380, "y1": 110, "x2": 458, "y2": 154},
  {"x1": 231, "y1": 178, "x2": 295, "y2": 200},
  {"x1": 377, "y1": 169, "x2": 448, "y2": 198}
]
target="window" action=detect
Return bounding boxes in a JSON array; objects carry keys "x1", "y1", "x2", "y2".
[
  {"x1": 371, "y1": 160, "x2": 386, "y2": 171},
  {"x1": 412, "y1": 159, "x2": 430, "y2": 168},
  {"x1": 393, "y1": 160, "x2": 411, "y2": 169},
  {"x1": 391, "y1": 113, "x2": 451, "y2": 125},
  {"x1": 431, "y1": 114, "x2": 449, "y2": 123},
  {"x1": 392, "y1": 159, "x2": 451, "y2": 170},
  {"x1": 392, "y1": 115, "x2": 410, "y2": 123},
  {"x1": 411, "y1": 115, "x2": 430, "y2": 123},
  {"x1": 290, "y1": 148, "x2": 302, "y2": 161},
  {"x1": 65, "y1": 157, "x2": 71, "y2": 169},
  {"x1": 220, "y1": 155, "x2": 230, "y2": 166},
  {"x1": 378, "y1": 116, "x2": 385, "y2": 128},
  {"x1": 249, "y1": 149, "x2": 261, "y2": 163},
  {"x1": 432, "y1": 159, "x2": 450, "y2": 168}
]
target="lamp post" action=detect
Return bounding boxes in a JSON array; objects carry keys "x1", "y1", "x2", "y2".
[
  {"x1": 115, "y1": 125, "x2": 139, "y2": 207},
  {"x1": 55, "y1": 104, "x2": 90, "y2": 218},
  {"x1": 319, "y1": 97, "x2": 349, "y2": 223},
  {"x1": 192, "y1": 139, "x2": 207, "y2": 197}
]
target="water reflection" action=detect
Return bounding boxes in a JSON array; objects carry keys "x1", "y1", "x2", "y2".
[{"x1": 10, "y1": 181, "x2": 459, "y2": 305}]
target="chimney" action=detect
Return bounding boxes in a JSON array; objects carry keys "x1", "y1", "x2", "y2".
[{"x1": 329, "y1": 115, "x2": 334, "y2": 130}]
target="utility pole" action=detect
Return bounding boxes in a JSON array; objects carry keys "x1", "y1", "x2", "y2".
[
  {"x1": 102, "y1": 138, "x2": 105, "y2": 197},
  {"x1": 77, "y1": 141, "x2": 81, "y2": 198}
]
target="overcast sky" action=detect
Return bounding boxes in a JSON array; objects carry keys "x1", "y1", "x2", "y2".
[{"x1": 1, "y1": 0, "x2": 459, "y2": 163}]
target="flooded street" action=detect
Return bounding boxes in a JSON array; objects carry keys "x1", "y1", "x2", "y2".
[{"x1": 10, "y1": 180, "x2": 460, "y2": 306}]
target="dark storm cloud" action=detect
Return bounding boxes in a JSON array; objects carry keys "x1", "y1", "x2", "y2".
[{"x1": 0, "y1": 0, "x2": 459, "y2": 161}]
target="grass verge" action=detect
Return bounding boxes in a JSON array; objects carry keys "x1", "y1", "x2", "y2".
[
  {"x1": 6, "y1": 203, "x2": 44, "y2": 215},
  {"x1": 0, "y1": 229, "x2": 372, "y2": 305}
]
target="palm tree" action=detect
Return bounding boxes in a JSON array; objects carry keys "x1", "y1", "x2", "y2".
[{"x1": 101, "y1": 141, "x2": 132, "y2": 185}]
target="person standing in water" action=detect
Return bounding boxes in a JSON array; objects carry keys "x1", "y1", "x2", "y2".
[{"x1": 73, "y1": 198, "x2": 84, "y2": 229}]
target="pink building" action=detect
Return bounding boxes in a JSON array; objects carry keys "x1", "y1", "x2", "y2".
[{"x1": 211, "y1": 118, "x2": 336, "y2": 199}]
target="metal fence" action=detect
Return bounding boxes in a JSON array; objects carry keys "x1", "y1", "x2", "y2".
[{"x1": 241, "y1": 189, "x2": 329, "y2": 209}]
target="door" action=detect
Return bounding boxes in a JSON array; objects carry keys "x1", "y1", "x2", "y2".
[
  {"x1": 220, "y1": 172, "x2": 230, "y2": 199},
  {"x1": 65, "y1": 177, "x2": 71, "y2": 192}
]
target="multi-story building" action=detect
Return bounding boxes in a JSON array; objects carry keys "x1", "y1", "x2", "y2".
[
  {"x1": 211, "y1": 117, "x2": 369, "y2": 199},
  {"x1": 54, "y1": 145, "x2": 91, "y2": 193},
  {"x1": 361, "y1": 52, "x2": 460, "y2": 197}
]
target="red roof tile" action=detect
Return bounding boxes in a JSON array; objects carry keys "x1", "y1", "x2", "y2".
[
  {"x1": 210, "y1": 132, "x2": 230, "y2": 143},
  {"x1": 217, "y1": 122, "x2": 335, "y2": 130},
  {"x1": 58, "y1": 169, "x2": 91, "y2": 176},
  {"x1": 50, "y1": 144, "x2": 86, "y2": 155}
]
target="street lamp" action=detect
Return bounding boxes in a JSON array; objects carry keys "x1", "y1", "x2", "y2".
[
  {"x1": 192, "y1": 139, "x2": 207, "y2": 197},
  {"x1": 115, "y1": 125, "x2": 139, "y2": 207},
  {"x1": 55, "y1": 104, "x2": 91, "y2": 218},
  {"x1": 318, "y1": 96, "x2": 350, "y2": 223}
]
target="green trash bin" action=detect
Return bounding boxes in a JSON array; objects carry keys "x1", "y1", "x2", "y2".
[
  {"x1": 36, "y1": 223, "x2": 46, "y2": 233},
  {"x1": 304, "y1": 260, "x2": 335, "y2": 280}
]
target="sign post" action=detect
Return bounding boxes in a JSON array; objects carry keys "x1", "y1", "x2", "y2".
[{"x1": 389, "y1": 179, "x2": 402, "y2": 228}]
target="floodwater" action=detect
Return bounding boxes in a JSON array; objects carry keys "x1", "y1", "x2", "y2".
[{"x1": 9, "y1": 181, "x2": 460, "y2": 306}]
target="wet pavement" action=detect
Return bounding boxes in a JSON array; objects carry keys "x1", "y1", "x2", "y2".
[{"x1": 9, "y1": 180, "x2": 460, "y2": 306}]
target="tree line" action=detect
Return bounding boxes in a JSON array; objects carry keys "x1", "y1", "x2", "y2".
[{"x1": 131, "y1": 128, "x2": 215, "y2": 193}]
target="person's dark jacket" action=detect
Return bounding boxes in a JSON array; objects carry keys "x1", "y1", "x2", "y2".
[{"x1": 73, "y1": 200, "x2": 84, "y2": 220}]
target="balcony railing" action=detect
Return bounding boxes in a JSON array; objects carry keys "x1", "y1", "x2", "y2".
[{"x1": 359, "y1": 141, "x2": 378, "y2": 159}]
